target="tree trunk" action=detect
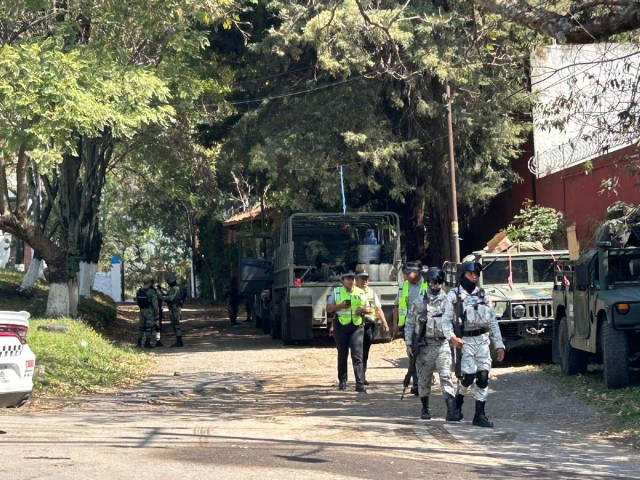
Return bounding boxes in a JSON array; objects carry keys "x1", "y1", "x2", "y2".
[
  {"x1": 46, "y1": 260, "x2": 70, "y2": 318},
  {"x1": 68, "y1": 278, "x2": 79, "y2": 317},
  {"x1": 19, "y1": 256, "x2": 42, "y2": 292},
  {"x1": 78, "y1": 261, "x2": 98, "y2": 298}
]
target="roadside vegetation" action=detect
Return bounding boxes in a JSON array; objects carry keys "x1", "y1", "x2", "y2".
[
  {"x1": 543, "y1": 364, "x2": 640, "y2": 448},
  {"x1": 0, "y1": 268, "x2": 151, "y2": 398}
]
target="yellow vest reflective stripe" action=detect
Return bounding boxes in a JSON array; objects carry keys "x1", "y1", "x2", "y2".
[
  {"x1": 398, "y1": 279, "x2": 428, "y2": 327},
  {"x1": 333, "y1": 286, "x2": 365, "y2": 326},
  {"x1": 363, "y1": 287, "x2": 377, "y2": 321}
]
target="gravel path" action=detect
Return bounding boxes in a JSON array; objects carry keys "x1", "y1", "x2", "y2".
[{"x1": 1, "y1": 304, "x2": 639, "y2": 479}]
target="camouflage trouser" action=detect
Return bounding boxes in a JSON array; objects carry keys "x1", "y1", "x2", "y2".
[
  {"x1": 169, "y1": 305, "x2": 182, "y2": 337},
  {"x1": 415, "y1": 340, "x2": 455, "y2": 397},
  {"x1": 138, "y1": 308, "x2": 155, "y2": 342},
  {"x1": 457, "y1": 334, "x2": 492, "y2": 401}
]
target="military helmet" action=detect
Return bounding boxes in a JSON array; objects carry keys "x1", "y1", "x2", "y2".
[
  {"x1": 425, "y1": 267, "x2": 445, "y2": 284},
  {"x1": 458, "y1": 261, "x2": 481, "y2": 278},
  {"x1": 166, "y1": 273, "x2": 177, "y2": 284}
]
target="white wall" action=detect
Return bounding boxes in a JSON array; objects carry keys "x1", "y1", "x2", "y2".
[
  {"x1": 531, "y1": 44, "x2": 640, "y2": 177},
  {"x1": 0, "y1": 232, "x2": 10, "y2": 269},
  {"x1": 92, "y1": 261, "x2": 122, "y2": 302}
]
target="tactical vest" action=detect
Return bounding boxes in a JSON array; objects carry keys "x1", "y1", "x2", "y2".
[
  {"x1": 136, "y1": 288, "x2": 151, "y2": 309},
  {"x1": 362, "y1": 287, "x2": 377, "y2": 323},
  {"x1": 398, "y1": 279, "x2": 428, "y2": 327},
  {"x1": 333, "y1": 286, "x2": 365, "y2": 326},
  {"x1": 460, "y1": 288, "x2": 493, "y2": 329}
]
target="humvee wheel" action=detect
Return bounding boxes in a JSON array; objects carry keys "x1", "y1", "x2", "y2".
[
  {"x1": 602, "y1": 321, "x2": 630, "y2": 389},
  {"x1": 559, "y1": 316, "x2": 588, "y2": 375},
  {"x1": 552, "y1": 320, "x2": 560, "y2": 364}
]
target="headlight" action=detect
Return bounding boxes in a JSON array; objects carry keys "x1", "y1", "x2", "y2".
[
  {"x1": 512, "y1": 304, "x2": 526, "y2": 319},
  {"x1": 615, "y1": 303, "x2": 630, "y2": 315},
  {"x1": 492, "y1": 301, "x2": 508, "y2": 318}
]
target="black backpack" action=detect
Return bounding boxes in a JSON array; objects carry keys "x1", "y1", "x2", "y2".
[{"x1": 136, "y1": 287, "x2": 151, "y2": 309}]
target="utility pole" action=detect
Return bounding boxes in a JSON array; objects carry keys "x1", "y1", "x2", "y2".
[{"x1": 446, "y1": 84, "x2": 460, "y2": 263}]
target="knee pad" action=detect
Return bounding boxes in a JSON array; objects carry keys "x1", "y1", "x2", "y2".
[
  {"x1": 461, "y1": 373, "x2": 475, "y2": 388},
  {"x1": 475, "y1": 370, "x2": 489, "y2": 389}
]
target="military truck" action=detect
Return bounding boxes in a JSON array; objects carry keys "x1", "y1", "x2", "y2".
[
  {"x1": 445, "y1": 247, "x2": 569, "y2": 351},
  {"x1": 236, "y1": 235, "x2": 274, "y2": 334},
  {"x1": 266, "y1": 212, "x2": 401, "y2": 345},
  {"x1": 552, "y1": 245, "x2": 640, "y2": 389}
]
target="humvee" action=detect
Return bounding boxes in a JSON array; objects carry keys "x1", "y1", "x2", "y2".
[
  {"x1": 445, "y1": 247, "x2": 569, "y2": 350},
  {"x1": 553, "y1": 245, "x2": 640, "y2": 388}
]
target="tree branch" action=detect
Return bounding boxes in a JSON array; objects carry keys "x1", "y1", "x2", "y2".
[
  {"x1": 15, "y1": 143, "x2": 29, "y2": 221},
  {"x1": 471, "y1": 0, "x2": 640, "y2": 43},
  {"x1": 0, "y1": 154, "x2": 10, "y2": 215}
]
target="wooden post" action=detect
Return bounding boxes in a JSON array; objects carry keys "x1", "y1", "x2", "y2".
[{"x1": 567, "y1": 225, "x2": 579, "y2": 260}]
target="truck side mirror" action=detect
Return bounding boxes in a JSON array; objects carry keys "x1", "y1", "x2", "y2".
[{"x1": 575, "y1": 264, "x2": 590, "y2": 287}]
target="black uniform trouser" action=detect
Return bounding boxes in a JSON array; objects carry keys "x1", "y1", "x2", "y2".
[
  {"x1": 334, "y1": 322, "x2": 365, "y2": 386},
  {"x1": 362, "y1": 321, "x2": 376, "y2": 379}
]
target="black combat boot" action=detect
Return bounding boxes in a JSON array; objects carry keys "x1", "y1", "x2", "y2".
[
  {"x1": 136, "y1": 338, "x2": 142, "y2": 348},
  {"x1": 454, "y1": 394, "x2": 465, "y2": 421},
  {"x1": 355, "y1": 384, "x2": 367, "y2": 394},
  {"x1": 420, "y1": 396, "x2": 431, "y2": 420},
  {"x1": 171, "y1": 336, "x2": 184, "y2": 348},
  {"x1": 410, "y1": 386, "x2": 419, "y2": 396},
  {"x1": 338, "y1": 381, "x2": 347, "y2": 391},
  {"x1": 144, "y1": 339, "x2": 154, "y2": 349},
  {"x1": 472, "y1": 401, "x2": 494, "y2": 428},
  {"x1": 444, "y1": 394, "x2": 458, "y2": 421},
  {"x1": 155, "y1": 340, "x2": 164, "y2": 347}
]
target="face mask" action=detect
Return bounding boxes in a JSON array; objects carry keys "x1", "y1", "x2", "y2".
[
  {"x1": 461, "y1": 276, "x2": 476, "y2": 294},
  {"x1": 429, "y1": 285, "x2": 441, "y2": 295}
]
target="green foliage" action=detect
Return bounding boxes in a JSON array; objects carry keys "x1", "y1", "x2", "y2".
[
  {"x1": 208, "y1": 0, "x2": 538, "y2": 261},
  {"x1": 196, "y1": 217, "x2": 234, "y2": 300},
  {"x1": 507, "y1": 200, "x2": 565, "y2": 247}
]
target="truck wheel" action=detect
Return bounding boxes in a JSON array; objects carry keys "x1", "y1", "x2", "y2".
[
  {"x1": 262, "y1": 313, "x2": 271, "y2": 335},
  {"x1": 602, "y1": 321, "x2": 630, "y2": 389},
  {"x1": 559, "y1": 316, "x2": 588, "y2": 375},
  {"x1": 552, "y1": 320, "x2": 560, "y2": 364},
  {"x1": 271, "y1": 314, "x2": 282, "y2": 340},
  {"x1": 281, "y1": 306, "x2": 292, "y2": 346}
]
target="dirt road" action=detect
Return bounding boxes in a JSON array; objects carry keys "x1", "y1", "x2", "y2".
[{"x1": 2, "y1": 304, "x2": 639, "y2": 479}]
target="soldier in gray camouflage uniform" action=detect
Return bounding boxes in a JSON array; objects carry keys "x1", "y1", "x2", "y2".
[
  {"x1": 160, "y1": 273, "x2": 184, "y2": 347},
  {"x1": 136, "y1": 277, "x2": 159, "y2": 349},
  {"x1": 405, "y1": 267, "x2": 457, "y2": 421},
  {"x1": 441, "y1": 261, "x2": 505, "y2": 428}
]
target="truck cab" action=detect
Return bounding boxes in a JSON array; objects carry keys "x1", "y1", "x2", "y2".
[
  {"x1": 553, "y1": 245, "x2": 640, "y2": 388},
  {"x1": 445, "y1": 247, "x2": 569, "y2": 351}
]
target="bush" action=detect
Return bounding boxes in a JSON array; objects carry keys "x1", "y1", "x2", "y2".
[{"x1": 507, "y1": 199, "x2": 566, "y2": 248}]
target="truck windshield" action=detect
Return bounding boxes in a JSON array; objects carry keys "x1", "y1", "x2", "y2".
[
  {"x1": 607, "y1": 250, "x2": 640, "y2": 284},
  {"x1": 532, "y1": 258, "x2": 556, "y2": 283},
  {"x1": 482, "y1": 259, "x2": 528, "y2": 285}
]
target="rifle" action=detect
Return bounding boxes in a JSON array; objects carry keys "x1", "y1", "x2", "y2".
[
  {"x1": 401, "y1": 320, "x2": 426, "y2": 400},
  {"x1": 453, "y1": 277, "x2": 464, "y2": 379}
]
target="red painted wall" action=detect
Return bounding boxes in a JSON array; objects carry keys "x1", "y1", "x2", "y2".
[{"x1": 536, "y1": 144, "x2": 640, "y2": 245}]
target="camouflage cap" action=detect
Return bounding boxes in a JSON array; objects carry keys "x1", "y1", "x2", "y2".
[
  {"x1": 166, "y1": 273, "x2": 177, "y2": 284},
  {"x1": 402, "y1": 261, "x2": 422, "y2": 274},
  {"x1": 143, "y1": 277, "x2": 154, "y2": 285}
]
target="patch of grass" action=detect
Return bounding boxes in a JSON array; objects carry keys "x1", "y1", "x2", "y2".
[
  {"x1": 542, "y1": 363, "x2": 640, "y2": 446},
  {"x1": 1, "y1": 268, "x2": 152, "y2": 397},
  {"x1": 28, "y1": 318, "x2": 152, "y2": 397}
]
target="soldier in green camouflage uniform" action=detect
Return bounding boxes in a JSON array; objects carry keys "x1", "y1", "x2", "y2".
[
  {"x1": 405, "y1": 268, "x2": 457, "y2": 421},
  {"x1": 160, "y1": 273, "x2": 184, "y2": 347},
  {"x1": 136, "y1": 278, "x2": 159, "y2": 349}
]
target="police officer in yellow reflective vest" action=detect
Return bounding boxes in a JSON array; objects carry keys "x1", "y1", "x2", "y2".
[
  {"x1": 355, "y1": 269, "x2": 389, "y2": 386},
  {"x1": 395, "y1": 262, "x2": 428, "y2": 395},
  {"x1": 327, "y1": 271, "x2": 371, "y2": 393}
]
